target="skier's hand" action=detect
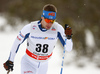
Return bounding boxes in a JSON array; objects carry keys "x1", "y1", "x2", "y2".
[
  {"x1": 65, "y1": 24, "x2": 72, "y2": 39},
  {"x1": 3, "y1": 60, "x2": 14, "y2": 71}
]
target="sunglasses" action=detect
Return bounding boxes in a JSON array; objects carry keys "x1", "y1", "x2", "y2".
[{"x1": 44, "y1": 18, "x2": 55, "y2": 23}]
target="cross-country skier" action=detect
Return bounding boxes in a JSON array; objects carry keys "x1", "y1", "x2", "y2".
[{"x1": 3, "y1": 4, "x2": 73, "y2": 74}]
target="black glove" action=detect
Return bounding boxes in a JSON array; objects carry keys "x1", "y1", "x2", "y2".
[
  {"x1": 3, "y1": 60, "x2": 14, "y2": 71},
  {"x1": 65, "y1": 24, "x2": 72, "y2": 39}
]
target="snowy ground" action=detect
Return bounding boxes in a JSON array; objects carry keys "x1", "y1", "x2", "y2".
[{"x1": 0, "y1": 32, "x2": 100, "y2": 74}]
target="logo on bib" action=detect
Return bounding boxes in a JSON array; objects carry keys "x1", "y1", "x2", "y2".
[
  {"x1": 51, "y1": 27, "x2": 56, "y2": 31},
  {"x1": 33, "y1": 25, "x2": 36, "y2": 29},
  {"x1": 31, "y1": 36, "x2": 55, "y2": 40}
]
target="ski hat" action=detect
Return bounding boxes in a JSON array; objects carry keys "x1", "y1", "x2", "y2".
[{"x1": 41, "y1": 10, "x2": 56, "y2": 20}]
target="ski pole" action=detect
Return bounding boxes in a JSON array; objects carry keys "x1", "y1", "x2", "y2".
[
  {"x1": 60, "y1": 24, "x2": 69, "y2": 74},
  {"x1": 7, "y1": 70, "x2": 10, "y2": 74},
  {"x1": 60, "y1": 38, "x2": 67, "y2": 74}
]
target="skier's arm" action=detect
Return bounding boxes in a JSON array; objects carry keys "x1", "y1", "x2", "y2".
[
  {"x1": 57, "y1": 24, "x2": 73, "y2": 52},
  {"x1": 8, "y1": 24, "x2": 31, "y2": 62},
  {"x1": 3, "y1": 24, "x2": 31, "y2": 71}
]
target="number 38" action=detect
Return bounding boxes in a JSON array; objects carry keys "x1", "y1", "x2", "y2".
[{"x1": 35, "y1": 44, "x2": 49, "y2": 53}]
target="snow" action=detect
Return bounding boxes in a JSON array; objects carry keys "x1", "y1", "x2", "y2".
[
  {"x1": 0, "y1": 16, "x2": 7, "y2": 26},
  {"x1": 85, "y1": 29, "x2": 95, "y2": 48},
  {"x1": 0, "y1": 32, "x2": 100, "y2": 74},
  {"x1": 0, "y1": 15, "x2": 100, "y2": 74}
]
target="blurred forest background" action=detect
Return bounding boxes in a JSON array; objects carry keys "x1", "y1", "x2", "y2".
[{"x1": 0, "y1": 0, "x2": 100, "y2": 67}]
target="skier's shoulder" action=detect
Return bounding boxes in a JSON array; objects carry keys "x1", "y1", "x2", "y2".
[
  {"x1": 20, "y1": 21, "x2": 36, "y2": 34},
  {"x1": 30, "y1": 20, "x2": 39, "y2": 26},
  {"x1": 22, "y1": 21, "x2": 38, "y2": 30},
  {"x1": 53, "y1": 22, "x2": 64, "y2": 31}
]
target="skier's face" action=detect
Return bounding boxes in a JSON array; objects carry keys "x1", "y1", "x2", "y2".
[{"x1": 41, "y1": 17, "x2": 54, "y2": 30}]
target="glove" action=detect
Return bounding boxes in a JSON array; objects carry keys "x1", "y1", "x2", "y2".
[
  {"x1": 65, "y1": 24, "x2": 72, "y2": 39},
  {"x1": 3, "y1": 60, "x2": 14, "y2": 71}
]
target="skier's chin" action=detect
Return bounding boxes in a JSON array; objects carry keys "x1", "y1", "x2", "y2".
[{"x1": 46, "y1": 26, "x2": 51, "y2": 30}]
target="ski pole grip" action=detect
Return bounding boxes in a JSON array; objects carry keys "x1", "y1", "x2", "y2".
[{"x1": 65, "y1": 24, "x2": 69, "y2": 30}]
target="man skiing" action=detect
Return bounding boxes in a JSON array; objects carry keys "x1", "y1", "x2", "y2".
[{"x1": 3, "y1": 4, "x2": 73, "y2": 74}]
